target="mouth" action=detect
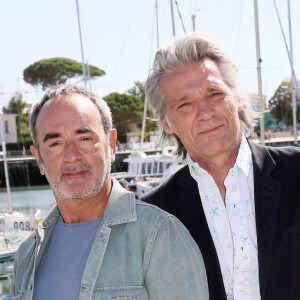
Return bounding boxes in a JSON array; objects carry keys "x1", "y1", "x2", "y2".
[
  {"x1": 63, "y1": 170, "x2": 88, "y2": 179},
  {"x1": 199, "y1": 124, "x2": 223, "y2": 135}
]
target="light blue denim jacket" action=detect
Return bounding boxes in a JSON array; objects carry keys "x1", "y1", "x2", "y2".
[{"x1": 3, "y1": 179, "x2": 209, "y2": 300}]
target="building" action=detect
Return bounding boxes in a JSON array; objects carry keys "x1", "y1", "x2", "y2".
[{"x1": 0, "y1": 106, "x2": 17, "y2": 143}]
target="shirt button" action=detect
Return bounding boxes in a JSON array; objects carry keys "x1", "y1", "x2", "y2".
[{"x1": 28, "y1": 284, "x2": 33, "y2": 290}]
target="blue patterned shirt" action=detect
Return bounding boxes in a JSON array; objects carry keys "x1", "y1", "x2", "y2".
[{"x1": 187, "y1": 135, "x2": 260, "y2": 299}]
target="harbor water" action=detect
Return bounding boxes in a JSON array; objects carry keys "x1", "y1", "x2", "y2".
[{"x1": 0, "y1": 186, "x2": 56, "y2": 219}]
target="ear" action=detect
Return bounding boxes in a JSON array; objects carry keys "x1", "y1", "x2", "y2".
[
  {"x1": 161, "y1": 118, "x2": 175, "y2": 135},
  {"x1": 30, "y1": 145, "x2": 45, "y2": 175},
  {"x1": 109, "y1": 129, "x2": 117, "y2": 163}
]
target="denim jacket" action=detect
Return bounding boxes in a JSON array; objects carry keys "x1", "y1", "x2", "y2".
[{"x1": 3, "y1": 179, "x2": 209, "y2": 300}]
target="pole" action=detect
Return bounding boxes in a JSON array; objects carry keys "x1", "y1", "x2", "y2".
[
  {"x1": 75, "y1": 0, "x2": 87, "y2": 87},
  {"x1": 87, "y1": 60, "x2": 92, "y2": 90},
  {"x1": 170, "y1": 0, "x2": 176, "y2": 37},
  {"x1": 192, "y1": 15, "x2": 196, "y2": 31},
  {"x1": 287, "y1": 0, "x2": 298, "y2": 146},
  {"x1": 254, "y1": 0, "x2": 265, "y2": 145},
  {"x1": 0, "y1": 114, "x2": 12, "y2": 212},
  {"x1": 155, "y1": 0, "x2": 160, "y2": 49}
]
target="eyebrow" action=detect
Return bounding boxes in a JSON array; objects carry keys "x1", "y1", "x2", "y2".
[
  {"x1": 170, "y1": 96, "x2": 190, "y2": 109},
  {"x1": 42, "y1": 127, "x2": 93, "y2": 144},
  {"x1": 43, "y1": 133, "x2": 61, "y2": 144},
  {"x1": 76, "y1": 127, "x2": 92, "y2": 134}
]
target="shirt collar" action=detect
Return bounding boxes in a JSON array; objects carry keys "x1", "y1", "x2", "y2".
[{"x1": 187, "y1": 134, "x2": 252, "y2": 179}]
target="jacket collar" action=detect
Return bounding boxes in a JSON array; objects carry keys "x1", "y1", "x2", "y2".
[
  {"x1": 102, "y1": 178, "x2": 137, "y2": 226},
  {"x1": 39, "y1": 178, "x2": 137, "y2": 230}
]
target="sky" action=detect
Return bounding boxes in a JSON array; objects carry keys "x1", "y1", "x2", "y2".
[{"x1": 1, "y1": 0, "x2": 300, "y2": 108}]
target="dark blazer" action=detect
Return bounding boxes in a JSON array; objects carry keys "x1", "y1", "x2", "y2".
[{"x1": 143, "y1": 141, "x2": 300, "y2": 300}]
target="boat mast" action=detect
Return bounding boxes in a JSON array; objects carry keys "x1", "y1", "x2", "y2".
[
  {"x1": 170, "y1": 0, "x2": 176, "y2": 37},
  {"x1": 0, "y1": 114, "x2": 12, "y2": 212},
  {"x1": 273, "y1": 0, "x2": 300, "y2": 146},
  {"x1": 75, "y1": 0, "x2": 87, "y2": 87},
  {"x1": 254, "y1": 0, "x2": 265, "y2": 145},
  {"x1": 287, "y1": 0, "x2": 298, "y2": 146}
]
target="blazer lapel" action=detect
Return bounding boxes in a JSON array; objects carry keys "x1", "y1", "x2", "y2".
[
  {"x1": 249, "y1": 141, "x2": 281, "y2": 299},
  {"x1": 175, "y1": 167, "x2": 227, "y2": 300}
]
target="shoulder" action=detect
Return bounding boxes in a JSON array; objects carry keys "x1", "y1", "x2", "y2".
[
  {"x1": 135, "y1": 199, "x2": 184, "y2": 229},
  {"x1": 249, "y1": 140, "x2": 300, "y2": 166},
  {"x1": 142, "y1": 165, "x2": 191, "y2": 203},
  {"x1": 134, "y1": 200, "x2": 198, "y2": 256},
  {"x1": 249, "y1": 141, "x2": 300, "y2": 183}
]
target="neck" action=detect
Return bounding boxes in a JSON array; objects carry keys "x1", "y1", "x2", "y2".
[
  {"x1": 193, "y1": 141, "x2": 241, "y2": 202},
  {"x1": 56, "y1": 177, "x2": 112, "y2": 224}
]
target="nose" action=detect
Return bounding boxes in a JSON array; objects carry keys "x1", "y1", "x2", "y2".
[
  {"x1": 63, "y1": 141, "x2": 81, "y2": 162},
  {"x1": 195, "y1": 97, "x2": 214, "y2": 121}
]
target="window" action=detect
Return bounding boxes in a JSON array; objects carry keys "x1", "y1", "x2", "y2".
[
  {"x1": 147, "y1": 163, "x2": 152, "y2": 174},
  {"x1": 4, "y1": 121, "x2": 8, "y2": 133},
  {"x1": 142, "y1": 163, "x2": 146, "y2": 174}
]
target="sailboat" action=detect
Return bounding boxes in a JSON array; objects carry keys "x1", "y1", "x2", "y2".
[{"x1": 0, "y1": 113, "x2": 41, "y2": 275}]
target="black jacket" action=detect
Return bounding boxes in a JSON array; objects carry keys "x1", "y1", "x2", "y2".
[{"x1": 143, "y1": 141, "x2": 300, "y2": 300}]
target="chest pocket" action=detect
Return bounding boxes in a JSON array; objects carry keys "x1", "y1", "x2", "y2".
[{"x1": 92, "y1": 286, "x2": 148, "y2": 300}]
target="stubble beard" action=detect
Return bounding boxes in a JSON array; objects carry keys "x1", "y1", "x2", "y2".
[{"x1": 40, "y1": 145, "x2": 111, "y2": 204}]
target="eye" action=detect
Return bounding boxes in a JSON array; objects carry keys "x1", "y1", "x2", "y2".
[
  {"x1": 178, "y1": 102, "x2": 189, "y2": 108},
  {"x1": 211, "y1": 92, "x2": 223, "y2": 97},
  {"x1": 80, "y1": 136, "x2": 92, "y2": 142},
  {"x1": 177, "y1": 100, "x2": 193, "y2": 110},
  {"x1": 49, "y1": 141, "x2": 60, "y2": 147}
]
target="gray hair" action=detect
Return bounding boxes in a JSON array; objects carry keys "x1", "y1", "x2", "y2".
[
  {"x1": 146, "y1": 31, "x2": 259, "y2": 157},
  {"x1": 29, "y1": 84, "x2": 112, "y2": 146}
]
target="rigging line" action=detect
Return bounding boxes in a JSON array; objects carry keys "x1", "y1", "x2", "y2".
[
  {"x1": 148, "y1": 2, "x2": 157, "y2": 69},
  {"x1": 234, "y1": 1, "x2": 243, "y2": 59},
  {"x1": 272, "y1": 0, "x2": 300, "y2": 104},
  {"x1": 175, "y1": 1, "x2": 187, "y2": 34},
  {"x1": 148, "y1": 2, "x2": 158, "y2": 118},
  {"x1": 140, "y1": 2, "x2": 158, "y2": 149},
  {"x1": 110, "y1": 0, "x2": 139, "y2": 93}
]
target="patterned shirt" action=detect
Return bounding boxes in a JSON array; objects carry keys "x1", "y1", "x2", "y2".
[{"x1": 187, "y1": 135, "x2": 261, "y2": 299}]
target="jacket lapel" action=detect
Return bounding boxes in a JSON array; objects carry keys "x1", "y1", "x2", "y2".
[
  {"x1": 175, "y1": 167, "x2": 227, "y2": 300},
  {"x1": 249, "y1": 141, "x2": 281, "y2": 299}
]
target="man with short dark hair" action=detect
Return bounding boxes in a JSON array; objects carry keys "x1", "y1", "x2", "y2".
[
  {"x1": 5, "y1": 84, "x2": 209, "y2": 300},
  {"x1": 144, "y1": 31, "x2": 300, "y2": 300}
]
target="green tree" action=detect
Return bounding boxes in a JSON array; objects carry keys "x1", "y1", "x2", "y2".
[
  {"x1": 269, "y1": 80, "x2": 300, "y2": 126},
  {"x1": 23, "y1": 57, "x2": 105, "y2": 90},
  {"x1": 7, "y1": 93, "x2": 31, "y2": 143},
  {"x1": 127, "y1": 81, "x2": 146, "y2": 101},
  {"x1": 104, "y1": 92, "x2": 144, "y2": 142},
  {"x1": 127, "y1": 81, "x2": 158, "y2": 138}
]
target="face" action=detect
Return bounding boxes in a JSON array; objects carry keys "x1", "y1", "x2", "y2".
[
  {"x1": 160, "y1": 59, "x2": 242, "y2": 164},
  {"x1": 30, "y1": 95, "x2": 117, "y2": 203}
]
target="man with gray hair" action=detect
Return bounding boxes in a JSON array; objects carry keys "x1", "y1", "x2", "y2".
[
  {"x1": 5, "y1": 84, "x2": 209, "y2": 299},
  {"x1": 143, "y1": 31, "x2": 300, "y2": 300}
]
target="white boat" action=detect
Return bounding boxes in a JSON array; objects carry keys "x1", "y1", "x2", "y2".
[
  {"x1": 0, "y1": 228, "x2": 32, "y2": 276},
  {"x1": 112, "y1": 149, "x2": 185, "y2": 199},
  {"x1": 0, "y1": 116, "x2": 41, "y2": 274},
  {"x1": 135, "y1": 151, "x2": 185, "y2": 199}
]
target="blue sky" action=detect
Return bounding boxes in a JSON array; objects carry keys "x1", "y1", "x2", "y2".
[{"x1": 1, "y1": 0, "x2": 299, "y2": 107}]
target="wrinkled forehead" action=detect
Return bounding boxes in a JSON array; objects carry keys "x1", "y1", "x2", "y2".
[{"x1": 38, "y1": 94, "x2": 99, "y2": 120}]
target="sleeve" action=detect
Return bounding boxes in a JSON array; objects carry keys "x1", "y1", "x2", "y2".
[{"x1": 144, "y1": 215, "x2": 209, "y2": 300}]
